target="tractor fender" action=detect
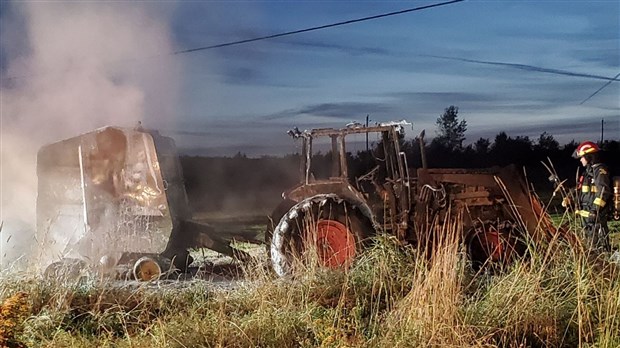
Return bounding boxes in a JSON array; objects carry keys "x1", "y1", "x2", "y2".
[
  {"x1": 284, "y1": 182, "x2": 379, "y2": 226},
  {"x1": 285, "y1": 181, "x2": 367, "y2": 206}
]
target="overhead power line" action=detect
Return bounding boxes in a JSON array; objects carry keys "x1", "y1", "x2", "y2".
[
  {"x1": 580, "y1": 71, "x2": 620, "y2": 105},
  {"x1": 1, "y1": 0, "x2": 464, "y2": 83},
  {"x1": 428, "y1": 55, "x2": 620, "y2": 82},
  {"x1": 173, "y1": 0, "x2": 465, "y2": 55}
]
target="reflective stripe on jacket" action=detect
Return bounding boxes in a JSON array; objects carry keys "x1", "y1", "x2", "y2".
[{"x1": 577, "y1": 163, "x2": 612, "y2": 221}]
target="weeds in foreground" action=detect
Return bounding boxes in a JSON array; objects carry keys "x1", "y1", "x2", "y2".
[{"x1": 1, "y1": 224, "x2": 619, "y2": 347}]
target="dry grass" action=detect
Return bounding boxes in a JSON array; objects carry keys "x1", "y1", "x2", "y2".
[{"x1": 1, "y1": 214, "x2": 619, "y2": 347}]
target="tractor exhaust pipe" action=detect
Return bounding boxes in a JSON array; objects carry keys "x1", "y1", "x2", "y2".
[{"x1": 418, "y1": 130, "x2": 427, "y2": 169}]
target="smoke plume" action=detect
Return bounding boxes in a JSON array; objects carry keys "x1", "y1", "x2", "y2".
[{"x1": 0, "y1": 2, "x2": 181, "y2": 270}]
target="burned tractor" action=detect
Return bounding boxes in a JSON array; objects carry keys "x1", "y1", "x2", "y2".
[
  {"x1": 267, "y1": 121, "x2": 558, "y2": 276},
  {"x1": 37, "y1": 126, "x2": 248, "y2": 280}
]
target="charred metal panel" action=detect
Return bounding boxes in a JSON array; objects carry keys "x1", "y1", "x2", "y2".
[
  {"x1": 149, "y1": 132, "x2": 191, "y2": 221},
  {"x1": 416, "y1": 165, "x2": 557, "y2": 243},
  {"x1": 37, "y1": 127, "x2": 174, "y2": 266}
]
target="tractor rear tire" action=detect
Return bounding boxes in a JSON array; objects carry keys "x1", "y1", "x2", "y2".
[
  {"x1": 269, "y1": 196, "x2": 375, "y2": 277},
  {"x1": 265, "y1": 199, "x2": 297, "y2": 259}
]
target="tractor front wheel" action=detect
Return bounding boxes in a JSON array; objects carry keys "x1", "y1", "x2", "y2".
[{"x1": 467, "y1": 220, "x2": 525, "y2": 270}]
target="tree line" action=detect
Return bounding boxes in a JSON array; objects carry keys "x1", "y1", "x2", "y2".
[
  {"x1": 401, "y1": 106, "x2": 619, "y2": 191},
  {"x1": 181, "y1": 106, "x2": 619, "y2": 214}
]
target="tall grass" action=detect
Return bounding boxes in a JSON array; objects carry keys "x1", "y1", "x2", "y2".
[{"x1": 0, "y1": 218, "x2": 618, "y2": 347}]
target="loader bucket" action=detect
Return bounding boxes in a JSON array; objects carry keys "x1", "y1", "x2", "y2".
[{"x1": 417, "y1": 165, "x2": 559, "y2": 266}]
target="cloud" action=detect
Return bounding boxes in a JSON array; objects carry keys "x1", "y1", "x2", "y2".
[
  {"x1": 388, "y1": 91, "x2": 502, "y2": 104},
  {"x1": 47, "y1": 1, "x2": 613, "y2": 159},
  {"x1": 277, "y1": 38, "x2": 391, "y2": 57},
  {"x1": 222, "y1": 66, "x2": 261, "y2": 84},
  {"x1": 164, "y1": 129, "x2": 216, "y2": 137},
  {"x1": 298, "y1": 102, "x2": 392, "y2": 117},
  {"x1": 261, "y1": 101, "x2": 394, "y2": 121}
]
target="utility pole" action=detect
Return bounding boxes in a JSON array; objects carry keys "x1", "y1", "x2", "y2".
[{"x1": 365, "y1": 114, "x2": 369, "y2": 152}]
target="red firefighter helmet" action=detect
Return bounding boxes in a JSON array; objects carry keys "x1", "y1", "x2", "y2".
[{"x1": 573, "y1": 141, "x2": 600, "y2": 158}]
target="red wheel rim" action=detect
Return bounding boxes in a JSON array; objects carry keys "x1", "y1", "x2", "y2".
[
  {"x1": 314, "y1": 219, "x2": 356, "y2": 268},
  {"x1": 473, "y1": 227, "x2": 516, "y2": 263},
  {"x1": 481, "y1": 230, "x2": 503, "y2": 262}
]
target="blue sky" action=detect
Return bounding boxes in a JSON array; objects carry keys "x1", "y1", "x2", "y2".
[
  {"x1": 1, "y1": 0, "x2": 619, "y2": 156},
  {"x1": 160, "y1": 0, "x2": 619, "y2": 155}
]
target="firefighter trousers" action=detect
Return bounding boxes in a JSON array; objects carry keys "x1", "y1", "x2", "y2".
[{"x1": 584, "y1": 221, "x2": 610, "y2": 252}]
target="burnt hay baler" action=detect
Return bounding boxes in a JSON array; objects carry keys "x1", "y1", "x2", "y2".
[
  {"x1": 267, "y1": 121, "x2": 562, "y2": 276},
  {"x1": 37, "y1": 126, "x2": 249, "y2": 280}
]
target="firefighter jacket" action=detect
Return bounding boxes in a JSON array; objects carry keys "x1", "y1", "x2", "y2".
[{"x1": 576, "y1": 162, "x2": 612, "y2": 223}]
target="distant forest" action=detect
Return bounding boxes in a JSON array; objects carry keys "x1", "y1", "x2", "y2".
[{"x1": 180, "y1": 106, "x2": 619, "y2": 216}]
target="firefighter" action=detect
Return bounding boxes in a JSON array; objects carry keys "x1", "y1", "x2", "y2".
[{"x1": 572, "y1": 141, "x2": 612, "y2": 251}]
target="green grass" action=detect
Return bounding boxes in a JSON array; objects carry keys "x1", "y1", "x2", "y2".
[
  {"x1": 609, "y1": 219, "x2": 620, "y2": 248},
  {"x1": 549, "y1": 212, "x2": 620, "y2": 249}
]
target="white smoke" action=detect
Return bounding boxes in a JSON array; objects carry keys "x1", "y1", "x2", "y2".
[{"x1": 0, "y1": 2, "x2": 181, "y2": 270}]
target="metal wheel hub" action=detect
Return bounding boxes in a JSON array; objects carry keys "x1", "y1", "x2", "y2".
[
  {"x1": 314, "y1": 219, "x2": 356, "y2": 268},
  {"x1": 469, "y1": 221, "x2": 520, "y2": 265},
  {"x1": 133, "y1": 256, "x2": 162, "y2": 281},
  {"x1": 478, "y1": 228, "x2": 503, "y2": 262}
]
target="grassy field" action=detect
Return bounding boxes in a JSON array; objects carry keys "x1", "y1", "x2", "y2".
[
  {"x1": 549, "y1": 213, "x2": 620, "y2": 250},
  {"x1": 608, "y1": 220, "x2": 620, "y2": 249},
  {"x1": 1, "y1": 219, "x2": 619, "y2": 347}
]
